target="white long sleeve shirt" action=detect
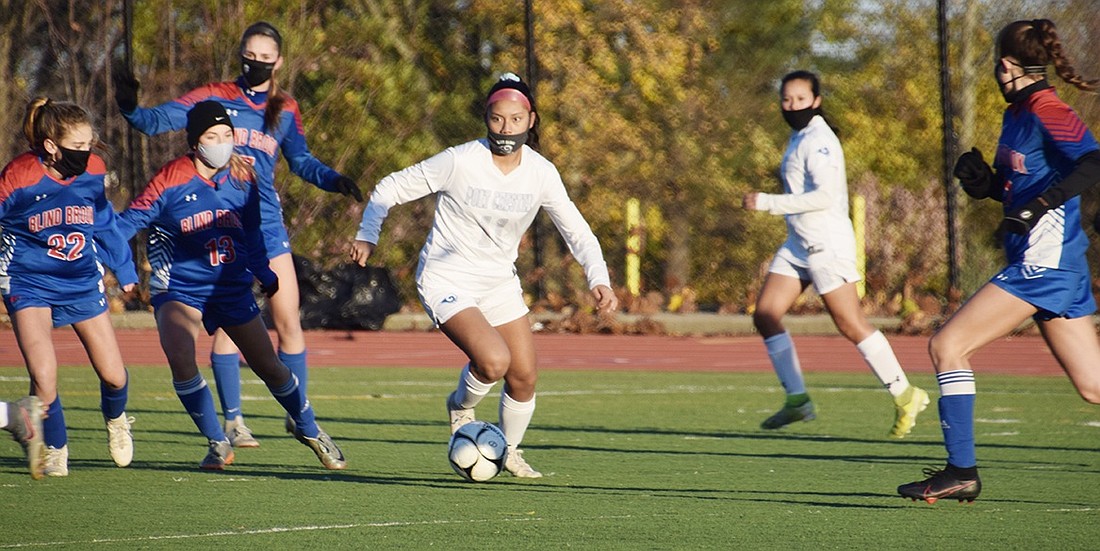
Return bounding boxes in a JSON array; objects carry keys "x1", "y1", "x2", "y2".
[
  {"x1": 357, "y1": 139, "x2": 611, "y2": 289},
  {"x1": 753, "y1": 116, "x2": 856, "y2": 265}
]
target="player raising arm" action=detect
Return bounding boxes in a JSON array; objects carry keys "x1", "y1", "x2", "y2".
[
  {"x1": 117, "y1": 101, "x2": 346, "y2": 471},
  {"x1": 0, "y1": 98, "x2": 137, "y2": 477},
  {"x1": 742, "y1": 71, "x2": 929, "y2": 438},
  {"x1": 115, "y1": 21, "x2": 362, "y2": 447},
  {"x1": 350, "y1": 73, "x2": 617, "y2": 478},
  {"x1": 898, "y1": 19, "x2": 1100, "y2": 504}
]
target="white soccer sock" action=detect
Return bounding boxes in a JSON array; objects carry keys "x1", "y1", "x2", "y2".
[
  {"x1": 452, "y1": 363, "x2": 495, "y2": 410},
  {"x1": 765, "y1": 332, "x2": 806, "y2": 396},
  {"x1": 856, "y1": 330, "x2": 910, "y2": 397},
  {"x1": 0, "y1": 402, "x2": 9, "y2": 429},
  {"x1": 499, "y1": 392, "x2": 535, "y2": 448}
]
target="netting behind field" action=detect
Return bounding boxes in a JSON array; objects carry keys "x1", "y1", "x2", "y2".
[{"x1": 0, "y1": 1, "x2": 1096, "y2": 325}]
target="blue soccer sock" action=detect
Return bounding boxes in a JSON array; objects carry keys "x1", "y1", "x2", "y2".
[
  {"x1": 100, "y1": 371, "x2": 129, "y2": 420},
  {"x1": 173, "y1": 375, "x2": 225, "y2": 441},
  {"x1": 210, "y1": 352, "x2": 243, "y2": 422},
  {"x1": 269, "y1": 374, "x2": 318, "y2": 438},
  {"x1": 279, "y1": 350, "x2": 308, "y2": 393},
  {"x1": 43, "y1": 396, "x2": 67, "y2": 449},
  {"x1": 937, "y1": 370, "x2": 977, "y2": 468}
]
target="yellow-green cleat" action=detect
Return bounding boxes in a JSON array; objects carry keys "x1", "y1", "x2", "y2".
[{"x1": 889, "y1": 386, "x2": 930, "y2": 439}]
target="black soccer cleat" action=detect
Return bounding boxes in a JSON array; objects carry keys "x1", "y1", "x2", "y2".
[{"x1": 898, "y1": 466, "x2": 981, "y2": 504}]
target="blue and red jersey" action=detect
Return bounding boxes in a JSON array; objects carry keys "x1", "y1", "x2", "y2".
[
  {"x1": 0, "y1": 152, "x2": 137, "y2": 305},
  {"x1": 121, "y1": 78, "x2": 342, "y2": 234},
  {"x1": 118, "y1": 155, "x2": 275, "y2": 301},
  {"x1": 994, "y1": 87, "x2": 1099, "y2": 272}
]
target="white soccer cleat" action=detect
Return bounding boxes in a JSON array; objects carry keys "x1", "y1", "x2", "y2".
[
  {"x1": 45, "y1": 445, "x2": 69, "y2": 477},
  {"x1": 200, "y1": 439, "x2": 235, "y2": 471},
  {"x1": 447, "y1": 391, "x2": 475, "y2": 435},
  {"x1": 225, "y1": 418, "x2": 260, "y2": 448},
  {"x1": 503, "y1": 446, "x2": 542, "y2": 479},
  {"x1": 105, "y1": 413, "x2": 135, "y2": 467}
]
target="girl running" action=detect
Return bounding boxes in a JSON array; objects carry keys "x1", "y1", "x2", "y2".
[
  {"x1": 898, "y1": 19, "x2": 1100, "y2": 504},
  {"x1": 350, "y1": 73, "x2": 618, "y2": 478},
  {"x1": 743, "y1": 71, "x2": 929, "y2": 438},
  {"x1": 0, "y1": 98, "x2": 138, "y2": 476},
  {"x1": 118, "y1": 101, "x2": 346, "y2": 471}
]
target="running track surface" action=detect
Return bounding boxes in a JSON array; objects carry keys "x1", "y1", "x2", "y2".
[{"x1": 0, "y1": 329, "x2": 1062, "y2": 376}]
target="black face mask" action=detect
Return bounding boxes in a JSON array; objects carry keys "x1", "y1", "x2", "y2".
[
  {"x1": 241, "y1": 57, "x2": 276, "y2": 88},
  {"x1": 52, "y1": 147, "x2": 91, "y2": 179},
  {"x1": 487, "y1": 129, "x2": 528, "y2": 156},
  {"x1": 781, "y1": 106, "x2": 819, "y2": 131},
  {"x1": 995, "y1": 59, "x2": 1046, "y2": 103}
]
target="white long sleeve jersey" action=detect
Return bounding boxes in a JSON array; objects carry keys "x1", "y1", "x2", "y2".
[
  {"x1": 357, "y1": 139, "x2": 611, "y2": 289},
  {"x1": 754, "y1": 116, "x2": 856, "y2": 264}
]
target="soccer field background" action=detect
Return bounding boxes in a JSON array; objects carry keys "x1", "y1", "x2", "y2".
[{"x1": 2, "y1": 364, "x2": 1097, "y2": 549}]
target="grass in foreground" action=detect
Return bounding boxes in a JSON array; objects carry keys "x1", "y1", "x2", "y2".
[{"x1": 1, "y1": 365, "x2": 1097, "y2": 549}]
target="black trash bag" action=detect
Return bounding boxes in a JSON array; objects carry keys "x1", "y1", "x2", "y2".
[{"x1": 279, "y1": 255, "x2": 401, "y2": 330}]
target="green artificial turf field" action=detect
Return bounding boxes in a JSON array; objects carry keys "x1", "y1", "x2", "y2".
[{"x1": 2, "y1": 364, "x2": 1097, "y2": 549}]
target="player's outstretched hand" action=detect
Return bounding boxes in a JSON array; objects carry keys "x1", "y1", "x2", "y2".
[
  {"x1": 113, "y1": 66, "x2": 140, "y2": 113},
  {"x1": 350, "y1": 240, "x2": 375, "y2": 267},
  {"x1": 954, "y1": 147, "x2": 994, "y2": 199},
  {"x1": 741, "y1": 192, "x2": 759, "y2": 210},
  {"x1": 333, "y1": 175, "x2": 363, "y2": 202},
  {"x1": 592, "y1": 285, "x2": 618, "y2": 314}
]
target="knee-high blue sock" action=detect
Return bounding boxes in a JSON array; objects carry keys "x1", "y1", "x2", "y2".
[
  {"x1": 43, "y1": 396, "x2": 67, "y2": 449},
  {"x1": 100, "y1": 371, "x2": 128, "y2": 420},
  {"x1": 279, "y1": 350, "x2": 308, "y2": 393},
  {"x1": 269, "y1": 374, "x2": 318, "y2": 438},
  {"x1": 937, "y1": 370, "x2": 976, "y2": 468},
  {"x1": 210, "y1": 352, "x2": 243, "y2": 421},
  {"x1": 173, "y1": 375, "x2": 226, "y2": 442}
]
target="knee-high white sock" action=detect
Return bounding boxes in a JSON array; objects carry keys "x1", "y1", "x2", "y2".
[
  {"x1": 498, "y1": 392, "x2": 535, "y2": 448},
  {"x1": 765, "y1": 332, "x2": 806, "y2": 396},
  {"x1": 857, "y1": 330, "x2": 910, "y2": 397},
  {"x1": 452, "y1": 363, "x2": 495, "y2": 410}
]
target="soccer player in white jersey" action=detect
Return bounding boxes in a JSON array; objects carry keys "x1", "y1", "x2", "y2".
[
  {"x1": 742, "y1": 70, "x2": 929, "y2": 438},
  {"x1": 351, "y1": 73, "x2": 618, "y2": 478},
  {"x1": 899, "y1": 19, "x2": 1100, "y2": 504}
]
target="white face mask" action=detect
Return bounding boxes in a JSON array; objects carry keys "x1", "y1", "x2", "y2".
[{"x1": 197, "y1": 142, "x2": 234, "y2": 170}]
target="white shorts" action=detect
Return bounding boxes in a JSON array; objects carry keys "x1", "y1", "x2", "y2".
[
  {"x1": 417, "y1": 270, "x2": 529, "y2": 327},
  {"x1": 769, "y1": 247, "x2": 861, "y2": 295}
]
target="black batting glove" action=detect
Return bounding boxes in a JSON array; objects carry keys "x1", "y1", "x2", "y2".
[
  {"x1": 113, "y1": 67, "x2": 140, "y2": 113},
  {"x1": 333, "y1": 175, "x2": 363, "y2": 202},
  {"x1": 997, "y1": 198, "x2": 1049, "y2": 238},
  {"x1": 954, "y1": 147, "x2": 994, "y2": 200}
]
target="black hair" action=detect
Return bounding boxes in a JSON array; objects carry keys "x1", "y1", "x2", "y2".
[
  {"x1": 780, "y1": 70, "x2": 840, "y2": 136},
  {"x1": 485, "y1": 73, "x2": 540, "y2": 151}
]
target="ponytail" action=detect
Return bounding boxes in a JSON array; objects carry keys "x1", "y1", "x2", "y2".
[
  {"x1": 998, "y1": 19, "x2": 1099, "y2": 92},
  {"x1": 22, "y1": 97, "x2": 92, "y2": 156}
]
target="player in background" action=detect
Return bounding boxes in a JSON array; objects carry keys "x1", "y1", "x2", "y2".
[
  {"x1": 0, "y1": 98, "x2": 138, "y2": 477},
  {"x1": 115, "y1": 21, "x2": 362, "y2": 447},
  {"x1": 351, "y1": 73, "x2": 618, "y2": 478},
  {"x1": 742, "y1": 71, "x2": 929, "y2": 438},
  {"x1": 898, "y1": 19, "x2": 1100, "y2": 504},
  {"x1": 2, "y1": 396, "x2": 46, "y2": 479},
  {"x1": 117, "y1": 101, "x2": 346, "y2": 471}
]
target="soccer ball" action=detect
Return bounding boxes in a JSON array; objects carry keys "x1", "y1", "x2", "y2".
[{"x1": 448, "y1": 421, "x2": 508, "y2": 482}]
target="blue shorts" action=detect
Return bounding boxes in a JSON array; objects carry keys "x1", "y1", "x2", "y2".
[
  {"x1": 260, "y1": 222, "x2": 292, "y2": 259},
  {"x1": 3, "y1": 291, "x2": 108, "y2": 328},
  {"x1": 152, "y1": 291, "x2": 261, "y2": 335},
  {"x1": 991, "y1": 264, "x2": 1096, "y2": 321}
]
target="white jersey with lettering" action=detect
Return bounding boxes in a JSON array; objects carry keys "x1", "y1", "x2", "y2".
[{"x1": 357, "y1": 139, "x2": 610, "y2": 289}]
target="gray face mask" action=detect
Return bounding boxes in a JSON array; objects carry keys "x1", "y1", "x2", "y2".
[
  {"x1": 486, "y1": 129, "x2": 527, "y2": 156},
  {"x1": 197, "y1": 142, "x2": 234, "y2": 170}
]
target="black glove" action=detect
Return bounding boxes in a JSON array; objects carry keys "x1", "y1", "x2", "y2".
[
  {"x1": 113, "y1": 67, "x2": 140, "y2": 113},
  {"x1": 1093, "y1": 210, "x2": 1100, "y2": 234},
  {"x1": 954, "y1": 147, "x2": 994, "y2": 199},
  {"x1": 260, "y1": 276, "x2": 279, "y2": 298},
  {"x1": 997, "y1": 198, "x2": 1049, "y2": 238},
  {"x1": 333, "y1": 175, "x2": 363, "y2": 202}
]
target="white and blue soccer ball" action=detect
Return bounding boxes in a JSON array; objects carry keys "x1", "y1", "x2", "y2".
[{"x1": 448, "y1": 421, "x2": 508, "y2": 482}]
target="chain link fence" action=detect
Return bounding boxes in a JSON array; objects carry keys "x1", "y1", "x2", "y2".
[{"x1": 0, "y1": 1, "x2": 1097, "y2": 330}]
